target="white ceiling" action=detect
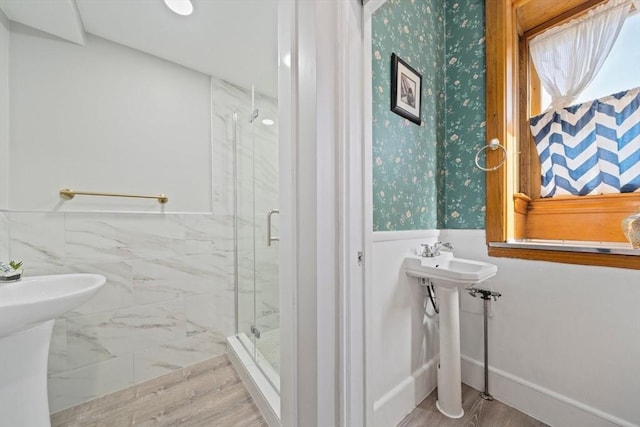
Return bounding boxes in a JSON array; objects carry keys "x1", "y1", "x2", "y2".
[
  {"x1": 0, "y1": 0, "x2": 85, "y2": 44},
  {"x1": 0, "y1": 0, "x2": 278, "y2": 98}
]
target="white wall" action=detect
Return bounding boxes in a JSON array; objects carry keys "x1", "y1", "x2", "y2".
[
  {"x1": 370, "y1": 230, "x2": 441, "y2": 427},
  {"x1": 9, "y1": 23, "x2": 212, "y2": 213},
  {"x1": 0, "y1": 10, "x2": 9, "y2": 211},
  {"x1": 370, "y1": 228, "x2": 640, "y2": 427},
  {"x1": 0, "y1": 10, "x2": 9, "y2": 261},
  {"x1": 441, "y1": 229, "x2": 640, "y2": 427},
  {"x1": 3, "y1": 20, "x2": 280, "y2": 413}
]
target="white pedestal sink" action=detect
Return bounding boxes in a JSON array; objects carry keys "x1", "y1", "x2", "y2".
[
  {"x1": 405, "y1": 252, "x2": 497, "y2": 418},
  {"x1": 0, "y1": 274, "x2": 106, "y2": 426}
]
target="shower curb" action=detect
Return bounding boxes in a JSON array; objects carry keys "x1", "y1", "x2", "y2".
[{"x1": 227, "y1": 335, "x2": 280, "y2": 427}]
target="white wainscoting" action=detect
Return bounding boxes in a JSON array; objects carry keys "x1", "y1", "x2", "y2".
[
  {"x1": 369, "y1": 228, "x2": 640, "y2": 427},
  {"x1": 370, "y1": 230, "x2": 440, "y2": 427},
  {"x1": 441, "y1": 229, "x2": 640, "y2": 427}
]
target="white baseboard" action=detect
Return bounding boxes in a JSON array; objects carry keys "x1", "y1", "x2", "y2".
[
  {"x1": 461, "y1": 356, "x2": 638, "y2": 427},
  {"x1": 372, "y1": 358, "x2": 438, "y2": 427}
]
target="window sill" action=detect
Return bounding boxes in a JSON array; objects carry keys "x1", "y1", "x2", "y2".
[
  {"x1": 488, "y1": 241, "x2": 640, "y2": 270},
  {"x1": 514, "y1": 192, "x2": 640, "y2": 242},
  {"x1": 491, "y1": 240, "x2": 638, "y2": 256}
]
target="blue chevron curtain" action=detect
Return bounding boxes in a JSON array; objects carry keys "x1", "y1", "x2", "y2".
[{"x1": 530, "y1": 86, "x2": 640, "y2": 197}]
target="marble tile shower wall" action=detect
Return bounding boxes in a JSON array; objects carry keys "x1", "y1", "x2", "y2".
[{"x1": 7, "y1": 211, "x2": 234, "y2": 412}]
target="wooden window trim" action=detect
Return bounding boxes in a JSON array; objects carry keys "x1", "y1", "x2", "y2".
[
  {"x1": 514, "y1": 193, "x2": 640, "y2": 242},
  {"x1": 488, "y1": 246, "x2": 638, "y2": 269},
  {"x1": 485, "y1": 0, "x2": 640, "y2": 270}
]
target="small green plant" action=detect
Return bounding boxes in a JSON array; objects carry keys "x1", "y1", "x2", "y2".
[{"x1": 9, "y1": 261, "x2": 22, "y2": 270}]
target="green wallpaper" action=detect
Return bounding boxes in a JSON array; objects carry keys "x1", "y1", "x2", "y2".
[
  {"x1": 441, "y1": 0, "x2": 486, "y2": 228},
  {"x1": 371, "y1": 0, "x2": 444, "y2": 231},
  {"x1": 371, "y1": 0, "x2": 486, "y2": 231}
]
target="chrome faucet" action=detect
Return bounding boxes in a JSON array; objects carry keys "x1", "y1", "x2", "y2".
[{"x1": 420, "y1": 242, "x2": 454, "y2": 257}]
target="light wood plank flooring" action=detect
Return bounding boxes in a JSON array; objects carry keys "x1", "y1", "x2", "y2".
[
  {"x1": 398, "y1": 384, "x2": 549, "y2": 427},
  {"x1": 51, "y1": 354, "x2": 267, "y2": 427}
]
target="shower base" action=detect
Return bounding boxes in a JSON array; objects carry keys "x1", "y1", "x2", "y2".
[
  {"x1": 257, "y1": 328, "x2": 281, "y2": 375},
  {"x1": 228, "y1": 333, "x2": 280, "y2": 426}
]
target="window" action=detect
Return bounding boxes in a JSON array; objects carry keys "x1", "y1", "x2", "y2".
[
  {"x1": 485, "y1": 0, "x2": 640, "y2": 269},
  {"x1": 540, "y1": 13, "x2": 640, "y2": 109}
]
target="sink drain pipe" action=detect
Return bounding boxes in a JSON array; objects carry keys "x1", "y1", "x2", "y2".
[{"x1": 468, "y1": 288, "x2": 502, "y2": 400}]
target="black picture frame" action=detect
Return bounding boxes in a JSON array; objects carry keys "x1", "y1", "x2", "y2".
[{"x1": 390, "y1": 53, "x2": 422, "y2": 125}]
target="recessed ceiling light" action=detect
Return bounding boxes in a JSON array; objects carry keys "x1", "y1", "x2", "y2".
[
  {"x1": 164, "y1": 0, "x2": 193, "y2": 16},
  {"x1": 261, "y1": 119, "x2": 275, "y2": 126}
]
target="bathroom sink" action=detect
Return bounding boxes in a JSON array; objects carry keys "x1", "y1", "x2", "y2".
[
  {"x1": 0, "y1": 273, "x2": 105, "y2": 426},
  {"x1": 0, "y1": 273, "x2": 106, "y2": 338},
  {"x1": 404, "y1": 252, "x2": 498, "y2": 418},
  {"x1": 404, "y1": 252, "x2": 497, "y2": 288}
]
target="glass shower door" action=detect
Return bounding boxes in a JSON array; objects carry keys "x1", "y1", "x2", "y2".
[
  {"x1": 236, "y1": 86, "x2": 280, "y2": 389},
  {"x1": 236, "y1": 103, "x2": 257, "y2": 354},
  {"x1": 253, "y1": 91, "x2": 280, "y2": 384}
]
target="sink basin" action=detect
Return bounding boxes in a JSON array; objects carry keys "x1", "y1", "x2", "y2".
[
  {"x1": 0, "y1": 273, "x2": 106, "y2": 338},
  {"x1": 0, "y1": 273, "x2": 105, "y2": 426},
  {"x1": 404, "y1": 252, "x2": 497, "y2": 287}
]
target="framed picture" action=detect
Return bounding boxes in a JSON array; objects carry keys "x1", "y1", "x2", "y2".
[{"x1": 390, "y1": 53, "x2": 422, "y2": 125}]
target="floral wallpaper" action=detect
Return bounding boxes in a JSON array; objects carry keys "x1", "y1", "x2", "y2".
[
  {"x1": 371, "y1": 0, "x2": 444, "y2": 231},
  {"x1": 441, "y1": 0, "x2": 486, "y2": 229},
  {"x1": 371, "y1": 0, "x2": 486, "y2": 231}
]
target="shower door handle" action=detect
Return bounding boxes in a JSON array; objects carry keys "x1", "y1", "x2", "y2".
[{"x1": 267, "y1": 209, "x2": 279, "y2": 247}]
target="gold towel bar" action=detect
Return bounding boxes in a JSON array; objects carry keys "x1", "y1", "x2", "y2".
[{"x1": 59, "y1": 189, "x2": 168, "y2": 204}]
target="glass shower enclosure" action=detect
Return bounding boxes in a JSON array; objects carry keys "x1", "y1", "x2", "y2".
[{"x1": 235, "y1": 86, "x2": 280, "y2": 391}]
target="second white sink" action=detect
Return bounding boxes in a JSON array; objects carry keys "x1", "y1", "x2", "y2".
[
  {"x1": 0, "y1": 273, "x2": 106, "y2": 338},
  {"x1": 404, "y1": 252, "x2": 497, "y2": 287},
  {"x1": 404, "y1": 251, "x2": 498, "y2": 418},
  {"x1": 0, "y1": 273, "x2": 106, "y2": 427}
]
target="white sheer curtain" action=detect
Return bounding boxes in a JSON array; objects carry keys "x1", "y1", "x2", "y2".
[{"x1": 530, "y1": 0, "x2": 632, "y2": 111}]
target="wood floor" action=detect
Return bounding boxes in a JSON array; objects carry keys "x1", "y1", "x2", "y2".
[
  {"x1": 51, "y1": 356, "x2": 546, "y2": 427},
  {"x1": 51, "y1": 354, "x2": 267, "y2": 427},
  {"x1": 398, "y1": 383, "x2": 549, "y2": 427}
]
